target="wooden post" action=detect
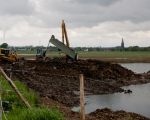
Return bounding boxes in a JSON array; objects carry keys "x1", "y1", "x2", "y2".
[
  {"x1": 62, "y1": 20, "x2": 65, "y2": 44},
  {"x1": 0, "y1": 67, "x2": 31, "y2": 109},
  {"x1": 79, "y1": 74, "x2": 85, "y2": 120}
]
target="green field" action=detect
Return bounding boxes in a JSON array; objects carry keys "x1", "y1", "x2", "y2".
[
  {"x1": 17, "y1": 51, "x2": 150, "y2": 62},
  {"x1": 77, "y1": 51, "x2": 150, "y2": 59}
]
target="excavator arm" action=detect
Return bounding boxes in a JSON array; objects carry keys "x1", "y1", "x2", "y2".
[{"x1": 50, "y1": 35, "x2": 78, "y2": 60}]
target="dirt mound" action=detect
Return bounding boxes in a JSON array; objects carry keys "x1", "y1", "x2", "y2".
[
  {"x1": 3, "y1": 59, "x2": 150, "y2": 107},
  {"x1": 2, "y1": 59, "x2": 150, "y2": 119},
  {"x1": 88, "y1": 108, "x2": 150, "y2": 120}
]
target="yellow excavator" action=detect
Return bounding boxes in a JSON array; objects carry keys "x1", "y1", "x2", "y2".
[{"x1": 0, "y1": 48, "x2": 18, "y2": 63}]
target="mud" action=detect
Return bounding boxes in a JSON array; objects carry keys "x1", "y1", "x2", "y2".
[
  {"x1": 1, "y1": 59, "x2": 150, "y2": 119},
  {"x1": 87, "y1": 108, "x2": 150, "y2": 120},
  {"x1": 2, "y1": 59, "x2": 150, "y2": 107},
  {"x1": 41, "y1": 97, "x2": 150, "y2": 120}
]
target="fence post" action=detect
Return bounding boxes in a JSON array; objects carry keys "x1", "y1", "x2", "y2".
[{"x1": 79, "y1": 74, "x2": 85, "y2": 120}]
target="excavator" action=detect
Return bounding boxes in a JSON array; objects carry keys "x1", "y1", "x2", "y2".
[
  {"x1": 36, "y1": 20, "x2": 78, "y2": 61},
  {"x1": 36, "y1": 41, "x2": 51, "y2": 61},
  {"x1": 50, "y1": 35, "x2": 78, "y2": 61},
  {"x1": 0, "y1": 48, "x2": 18, "y2": 63}
]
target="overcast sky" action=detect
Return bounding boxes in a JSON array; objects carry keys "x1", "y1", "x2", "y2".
[{"x1": 0, "y1": 0, "x2": 150, "y2": 47}]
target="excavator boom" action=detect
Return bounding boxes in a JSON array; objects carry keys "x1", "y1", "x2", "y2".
[{"x1": 50, "y1": 35, "x2": 77, "y2": 60}]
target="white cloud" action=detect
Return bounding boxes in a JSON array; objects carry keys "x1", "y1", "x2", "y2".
[
  {"x1": 0, "y1": 0, "x2": 150, "y2": 47},
  {"x1": 0, "y1": 0, "x2": 34, "y2": 15}
]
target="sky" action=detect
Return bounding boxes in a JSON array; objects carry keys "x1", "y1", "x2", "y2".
[{"x1": 0, "y1": 0, "x2": 150, "y2": 47}]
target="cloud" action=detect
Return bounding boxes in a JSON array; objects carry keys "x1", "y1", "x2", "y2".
[
  {"x1": 2, "y1": 21, "x2": 149, "y2": 47},
  {"x1": 0, "y1": 0, "x2": 35, "y2": 15},
  {"x1": 71, "y1": 0, "x2": 120, "y2": 6},
  {"x1": 68, "y1": 21, "x2": 150, "y2": 47},
  {"x1": 0, "y1": 0, "x2": 150, "y2": 47},
  {"x1": 29, "y1": 0, "x2": 150, "y2": 28}
]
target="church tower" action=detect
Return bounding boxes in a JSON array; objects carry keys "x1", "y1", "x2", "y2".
[{"x1": 121, "y1": 38, "x2": 124, "y2": 49}]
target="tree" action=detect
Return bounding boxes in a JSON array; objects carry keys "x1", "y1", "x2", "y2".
[{"x1": 0, "y1": 43, "x2": 8, "y2": 48}]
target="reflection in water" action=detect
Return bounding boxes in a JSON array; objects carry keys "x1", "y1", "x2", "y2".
[
  {"x1": 72, "y1": 83, "x2": 150, "y2": 118},
  {"x1": 120, "y1": 63, "x2": 150, "y2": 73}
]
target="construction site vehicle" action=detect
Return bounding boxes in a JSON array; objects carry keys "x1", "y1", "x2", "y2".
[
  {"x1": 36, "y1": 20, "x2": 77, "y2": 61},
  {"x1": 36, "y1": 40, "x2": 51, "y2": 61},
  {"x1": 36, "y1": 48, "x2": 43, "y2": 61},
  {"x1": 60, "y1": 20, "x2": 78, "y2": 61},
  {"x1": 61, "y1": 20, "x2": 70, "y2": 47},
  {"x1": 0, "y1": 48, "x2": 18, "y2": 63},
  {"x1": 50, "y1": 35, "x2": 78, "y2": 61}
]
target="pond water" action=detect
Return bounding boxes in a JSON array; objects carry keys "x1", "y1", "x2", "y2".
[
  {"x1": 72, "y1": 63, "x2": 150, "y2": 118},
  {"x1": 120, "y1": 63, "x2": 150, "y2": 73}
]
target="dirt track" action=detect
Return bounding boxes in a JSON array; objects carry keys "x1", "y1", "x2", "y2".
[{"x1": 2, "y1": 59, "x2": 150, "y2": 119}]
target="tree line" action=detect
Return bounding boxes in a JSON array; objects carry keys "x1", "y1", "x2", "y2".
[{"x1": 0, "y1": 43, "x2": 150, "y2": 51}]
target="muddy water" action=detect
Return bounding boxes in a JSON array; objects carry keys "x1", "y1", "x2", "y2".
[
  {"x1": 72, "y1": 63, "x2": 150, "y2": 118},
  {"x1": 120, "y1": 63, "x2": 150, "y2": 73}
]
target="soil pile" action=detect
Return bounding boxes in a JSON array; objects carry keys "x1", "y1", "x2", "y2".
[
  {"x1": 41, "y1": 97, "x2": 150, "y2": 120},
  {"x1": 1, "y1": 59, "x2": 150, "y2": 119},
  {"x1": 3, "y1": 59, "x2": 148, "y2": 107},
  {"x1": 87, "y1": 108, "x2": 150, "y2": 120}
]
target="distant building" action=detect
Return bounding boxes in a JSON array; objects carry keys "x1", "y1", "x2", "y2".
[
  {"x1": 84, "y1": 48, "x2": 89, "y2": 52},
  {"x1": 121, "y1": 38, "x2": 124, "y2": 49}
]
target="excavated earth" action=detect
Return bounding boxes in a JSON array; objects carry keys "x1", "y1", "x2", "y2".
[
  {"x1": 1, "y1": 59, "x2": 150, "y2": 120},
  {"x1": 87, "y1": 108, "x2": 150, "y2": 120}
]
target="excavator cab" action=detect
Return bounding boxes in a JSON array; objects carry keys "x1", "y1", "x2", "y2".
[
  {"x1": 36, "y1": 47, "x2": 49, "y2": 61},
  {"x1": 0, "y1": 48, "x2": 18, "y2": 63}
]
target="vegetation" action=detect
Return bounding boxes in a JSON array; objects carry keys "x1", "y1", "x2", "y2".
[
  {"x1": 2, "y1": 43, "x2": 149, "y2": 60},
  {"x1": 1, "y1": 78, "x2": 38, "y2": 109},
  {"x1": 7, "y1": 107, "x2": 64, "y2": 120},
  {"x1": 18, "y1": 50, "x2": 149, "y2": 58},
  {"x1": 0, "y1": 75, "x2": 64, "y2": 120},
  {"x1": 0, "y1": 43, "x2": 8, "y2": 48},
  {"x1": 77, "y1": 51, "x2": 150, "y2": 59}
]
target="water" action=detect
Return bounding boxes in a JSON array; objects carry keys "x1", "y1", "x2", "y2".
[
  {"x1": 72, "y1": 63, "x2": 150, "y2": 118},
  {"x1": 120, "y1": 63, "x2": 150, "y2": 73}
]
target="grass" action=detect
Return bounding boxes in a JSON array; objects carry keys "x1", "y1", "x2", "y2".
[
  {"x1": 1, "y1": 76, "x2": 38, "y2": 109},
  {"x1": 18, "y1": 51, "x2": 62, "y2": 58},
  {"x1": 17, "y1": 50, "x2": 150, "y2": 59},
  {"x1": 7, "y1": 107, "x2": 64, "y2": 120},
  {"x1": 0, "y1": 75, "x2": 64, "y2": 120},
  {"x1": 77, "y1": 51, "x2": 150, "y2": 59}
]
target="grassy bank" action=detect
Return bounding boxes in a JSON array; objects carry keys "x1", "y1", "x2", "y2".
[
  {"x1": 18, "y1": 51, "x2": 150, "y2": 62},
  {"x1": 0, "y1": 75, "x2": 64, "y2": 120}
]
